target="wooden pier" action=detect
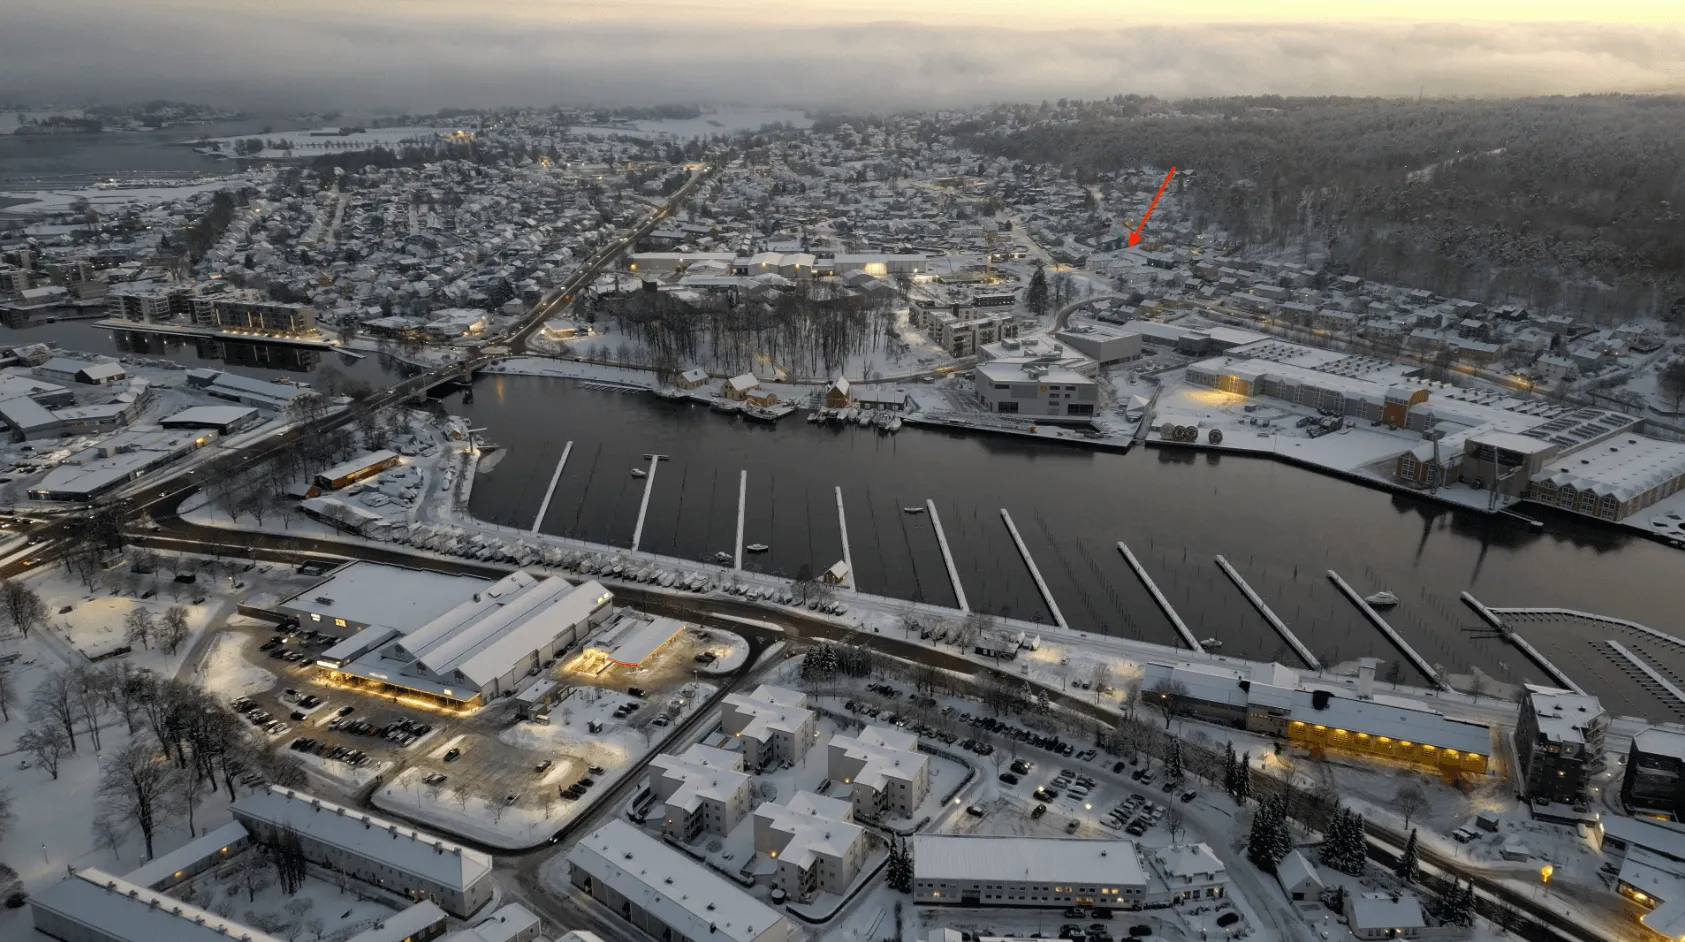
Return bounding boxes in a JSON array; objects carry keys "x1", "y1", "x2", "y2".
[
  {"x1": 1215, "y1": 555, "x2": 1318, "y2": 669},
  {"x1": 1460, "y1": 593, "x2": 1583, "y2": 694},
  {"x1": 1327, "y1": 569, "x2": 1446, "y2": 690},
  {"x1": 1117, "y1": 541, "x2": 1202, "y2": 653}
]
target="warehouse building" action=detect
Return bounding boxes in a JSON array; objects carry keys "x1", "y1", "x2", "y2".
[
  {"x1": 582, "y1": 612, "x2": 687, "y2": 668},
  {"x1": 723, "y1": 684, "x2": 816, "y2": 769},
  {"x1": 316, "y1": 449, "x2": 402, "y2": 490},
  {"x1": 648, "y1": 743, "x2": 753, "y2": 841},
  {"x1": 279, "y1": 561, "x2": 491, "y2": 635},
  {"x1": 161, "y1": 404, "x2": 262, "y2": 435},
  {"x1": 912, "y1": 835, "x2": 1148, "y2": 908},
  {"x1": 754, "y1": 791, "x2": 867, "y2": 901},
  {"x1": 28, "y1": 427, "x2": 217, "y2": 502},
  {"x1": 569, "y1": 820, "x2": 793, "y2": 942},
  {"x1": 1055, "y1": 324, "x2": 1144, "y2": 366},
  {"x1": 232, "y1": 786, "x2": 494, "y2": 917},
  {"x1": 185, "y1": 368, "x2": 317, "y2": 410},
  {"x1": 40, "y1": 356, "x2": 127, "y2": 385},
  {"x1": 829, "y1": 725, "x2": 930, "y2": 820},
  {"x1": 320, "y1": 572, "x2": 614, "y2": 708}
]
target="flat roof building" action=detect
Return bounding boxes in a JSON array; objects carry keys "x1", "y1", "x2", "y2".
[
  {"x1": 279, "y1": 561, "x2": 491, "y2": 635},
  {"x1": 317, "y1": 449, "x2": 402, "y2": 490},
  {"x1": 973, "y1": 358, "x2": 1100, "y2": 422},
  {"x1": 1055, "y1": 324, "x2": 1144, "y2": 366},
  {"x1": 30, "y1": 868, "x2": 290, "y2": 942},
  {"x1": 723, "y1": 684, "x2": 816, "y2": 770},
  {"x1": 754, "y1": 791, "x2": 866, "y2": 902},
  {"x1": 649, "y1": 743, "x2": 753, "y2": 841},
  {"x1": 568, "y1": 820, "x2": 793, "y2": 942},
  {"x1": 829, "y1": 725, "x2": 931, "y2": 820},
  {"x1": 161, "y1": 404, "x2": 261, "y2": 434},
  {"x1": 1515, "y1": 686, "x2": 1606, "y2": 806},
  {"x1": 586, "y1": 612, "x2": 686, "y2": 667},
  {"x1": 912, "y1": 836, "x2": 1148, "y2": 908},
  {"x1": 232, "y1": 786, "x2": 494, "y2": 917},
  {"x1": 1625, "y1": 727, "x2": 1685, "y2": 820},
  {"x1": 28, "y1": 427, "x2": 217, "y2": 502}
]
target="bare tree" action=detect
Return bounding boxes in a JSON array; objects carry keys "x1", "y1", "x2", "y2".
[
  {"x1": 0, "y1": 581, "x2": 47, "y2": 639},
  {"x1": 1166, "y1": 806, "x2": 1187, "y2": 843},
  {"x1": 1393, "y1": 782, "x2": 1429, "y2": 831},
  {"x1": 1144, "y1": 679, "x2": 1189, "y2": 729},
  {"x1": 124, "y1": 608, "x2": 156, "y2": 651},
  {"x1": 0, "y1": 665, "x2": 16, "y2": 722},
  {"x1": 160, "y1": 606, "x2": 192, "y2": 655},
  {"x1": 451, "y1": 781, "x2": 472, "y2": 811},
  {"x1": 29, "y1": 669, "x2": 80, "y2": 752},
  {"x1": 97, "y1": 740, "x2": 180, "y2": 858},
  {"x1": 70, "y1": 667, "x2": 107, "y2": 752},
  {"x1": 92, "y1": 810, "x2": 128, "y2": 864},
  {"x1": 19, "y1": 723, "x2": 69, "y2": 778}
]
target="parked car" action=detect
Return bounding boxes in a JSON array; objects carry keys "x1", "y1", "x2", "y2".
[{"x1": 443, "y1": 748, "x2": 462, "y2": 762}]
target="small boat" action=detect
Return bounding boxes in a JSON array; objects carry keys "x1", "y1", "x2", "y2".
[
  {"x1": 887, "y1": 417, "x2": 903, "y2": 432},
  {"x1": 1198, "y1": 638, "x2": 1223, "y2": 650},
  {"x1": 631, "y1": 468, "x2": 647, "y2": 478},
  {"x1": 745, "y1": 543, "x2": 769, "y2": 553},
  {"x1": 903, "y1": 505, "x2": 925, "y2": 514},
  {"x1": 1364, "y1": 591, "x2": 1399, "y2": 608},
  {"x1": 806, "y1": 412, "x2": 818, "y2": 423},
  {"x1": 857, "y1": 410, "x2": 873, "y2": 427},
  {"x1": 713, "y1": 551, "x2": 733, "y2": 563}
]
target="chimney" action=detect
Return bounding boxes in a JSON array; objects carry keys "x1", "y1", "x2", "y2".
[{"x1": 1356, "y1": 657, "x2": 1380, "y2": 699}]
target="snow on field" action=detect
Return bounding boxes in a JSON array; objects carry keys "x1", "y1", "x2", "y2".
[
  {"x1": 0, "y1": 178, "x2": 241, "y2": 216},
  {"x1": 294, "y1": 748, "x2": 389, "y2": 791},
  {"x1": 698, "y1": 629, "x2": 750, "y2": 675},
  {"x1": 199, "y1": 631, "x2": 277, "y2": 700},
  {"x1": 169, "y1": 858, "x2": 400, "y2": 940},
  {"x1": 18, "y1": 565, "x2": 226, "y2": 678},
  {"x1": 375, "y1": 767, "x2": 570, "y2": 849}
]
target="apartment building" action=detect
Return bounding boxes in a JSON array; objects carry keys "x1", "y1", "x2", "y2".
[
  {"x1": 913, "y1": 303, "x2": 1019, "y2": 357},
  {"x1": 1514, "y1": 686, "x2": 1607, "y2": 805},
  {"x1": 1625, "y1": 727, "x2": 1685, "y2": 820},
  {"x1": 191, "y1": 293, "x2": 318, "y2": 336},
  {"x1": 753, "y1": 792, "x2": 866, "y2": 901},
  {"x1": 828, "y1": 725, "x2": 930, "y2": 820},
  {"x1": 648, "y1": 744, "x2": 752, "y2": 841},
  {"x1": 912, "y1": 836, "x2": 1148, "y2": 909},
  {"x1": 722, "y1": 684, "x2": 816, "y2": 769}
]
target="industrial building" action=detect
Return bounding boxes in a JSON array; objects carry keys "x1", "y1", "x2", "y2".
[
  {"x1": 1141, "y1": 659, "x2": 1490, "y2": 775},
  {"x1": 160, "y1": 404, "x2": 262, "y2": 434},
  {"x1": 231, "y1": 786, "x2": 495, "y2": 917},
  {"x1": 316, "y1": 449, "x2": 402, "y2": 489},
  {"x1": 1525, "y1": 433, "x2": 1685, "y2": 522},
  {"x1": 582, "y1": 612, "x2": 687, "y2": 668},
  {"x1": 753, "y1": 791, "x2": 866, "y2": 901},
  {"x1": 648, "y1": 743, "x2": 753, "y2": 841},
  {"x1": 39, "y1": 356, "x2": 127, "y2": 385},
  {"x1": 318, "y1": 571, "x2": 615, "y2": 708},
  {"x1": 912, "y1": 836, "x2": 1148, "y2": 908},
  {"x1": 722, "y1": 684, "x2": 816, "y2": 769},
  {"x1": 185, "y1": 368, "x2": 317, "y2": 410},
  {"x1": 1514, "y1": 687, "x2": 1607, "y2": 805},
  {"x1": 28, "y1": 427, "x2": 217, "y2": 502},
  {"x1": 1624, "y1": 727, "x2": 1685, "y2": 820},
  {"x1": 277, "y1": 560, "x2": 491, "y2": 635},
  {"x1": 973, "y1": 358, "x2": 1100, "y2": 421},
  {"x1": 1055, "y1": 324, "x2": 1144, "y2": 366},
  {"x1": 1185, "y1": 355, "x2": 1428, "y2": 427},
  {"x1": 828, "y1": 725, "x2": 931, "y2": 820},
  {"x1": 569, "y1": 820, "x2": 793, "y2": 942}
]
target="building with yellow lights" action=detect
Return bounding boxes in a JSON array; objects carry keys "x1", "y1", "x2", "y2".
[
  {"x1": 753, "y1": 791, "x2": 865, "y2": 902},
  {"x1": 317, "y1": 572, "x2": 614, "y2": 710},
  {"x1": 911, "y1": 835, "x2": 1148, "y2": 909},
  {"x1": 1141, "y1": 659, "x2": 1490, "y2": 776},
  {"x1": 723, "y1": 684, "x2": 816, "y2": 770},
  {"x1": 648, "y1": 744, "x2": 752, "y2": 842},
  {"x1": 828, "y1": 726, "x2": 930, "y2": 820},
  {"x1": 582, "y1": 612, "x2": 686, "y2": 669}
]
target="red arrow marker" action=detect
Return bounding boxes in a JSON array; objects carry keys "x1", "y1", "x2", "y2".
[{"x1": 1127, "y1": 166, "x2": 1177, "y2": 247}]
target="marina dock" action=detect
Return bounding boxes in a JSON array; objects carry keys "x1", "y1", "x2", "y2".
[
  {"x1": 927, "y1": 499, "x2": 970, "y2": 614},
  {"x1": 530, "y1": 440, "x2": 573, "y2": 534},
  {"x1": 734, "y1": 470, "x2": 747, "y2": 570},
  {"x1": 1215, "y1": 555, "x2": 1318, "y2": 669},
  {"x1": 629, "y1": 455, "x2": 662, "y2": 551},
  {"x1": 836, "y1": 487, "x2": 855, "y2": 589},
  {"x1": 1001, "y1": 509, "x2": 1068, "y2": 630},
  {"x1": 1605, "y1": 640, "x2": 1685, "y2": 708},
  {"x1": 1116, "y1": 541, "x2": 1202, "y2": 653},
  {"x1": 1460, "y1": 593, "x2": 1583, "y2": 694},
  {"x1": 1327, "y1": 569, "x2": 1446, "y2": 690}
]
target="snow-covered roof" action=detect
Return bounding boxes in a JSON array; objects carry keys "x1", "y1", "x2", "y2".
[
  {"x1": 1289, "y1": 692, "x2": 1491, "y2": 756},
  {"x1": 569, "y1": 821, "x2": 789, "y2": 942},
  {"x1": 1275, "y1": 849, "x2": 1322, "y2": 892},
  {"x1": 913, "y1": 836, "x2": 1147, "y2": 889},
  {"x1": 651, "y1": 744, "x2": 750, "y2": 814},
  {"x1": 976, "y1": 359, "x2": 1093, "y2": 387},
  {"x1": 281, "y1": 561, "x2": 491, "y2": 633},
  {"x1": 590, "y1": 613, "x2": 684, "y2": 666},
  {"x1": 33, "y1": 868, "x2": 288, "y2": 942},
  {"x1": 1347, "y1": 893, "x2": 1427, "y2": 931},
  {"x1": 1524, "y1": 686, "x2": 1604, "y2": 745},
  {"x1": 1634, "y1": 727, "x2": 1685, "y2": 762},
  {"x1": 442, "y1": 903, "x2": 542, "y2": 942},
  {"x1": 120, "y1": 821, "x2": 248, "y2": 889},
  {"x1": 345, "y1": 901, "x2": 449, "y2": 942},
  {"x1": 757, "y1": 791, "x2": 863, "y2": 870},
  {"x1": 161, "y1": 404, "x2": 259, "y2": 428},
  {"x1": 320, "y1": 449, "x2": 400, "y2": 484},
  {"x1": 232, "y1": 787, "x2": 492, "y2": 892},
  {"x1": 395, "y1": 575, "x2": 610, "y2": 687},
  {"x1": 832, "y1": 726, "x2": 926, "y2": 792},
  {"x1": 1150, "y1": 843, "x2": 1226, "y2": 880},
  {"x1": 728, "y1": 372, "x2": 760, "y2": 392},
  {"x1": 1604, "y1": 814, "x2": 1685, "y2": 863},
  {"x1": 1535, "y1": 434, "x2": 1685, "y2": 503},
  {"x1": 1620, "y1": 848, "x2": 1685, "y2": 904},
  {"x1": 724, "y1": 685, "x2": 813, "y2": 743}
]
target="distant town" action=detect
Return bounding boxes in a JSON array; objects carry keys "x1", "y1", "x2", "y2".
[{"x1": 0, "y1": 99, "x2": 1681, "y2": 942}]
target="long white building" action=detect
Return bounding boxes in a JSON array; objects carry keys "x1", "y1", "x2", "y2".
[
  {"x1": 649, "y1": 743, "x2": 753, "y2": 841},
  {"x1": 231, "y1": 786, "x2": 494, "y2": 917},
  {"x1": 912, "y1": 835, "x2": 1149, "y2": 909},
  {"x1": 569, "y1": 820, "x2": 793, "y2": 942},
  {"x1": 828, "y1": 725, "x2": 930, "y2": 820},
  {"x1": 754, "y1": 791, "x2": 867, "y2": 901},
  {"x1": 723, "y1": 684, "x2": 816, "y2": 769}
]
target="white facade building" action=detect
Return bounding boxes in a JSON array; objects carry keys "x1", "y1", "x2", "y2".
[
  {"x1": 723, "y1": 684, "x2": 816, "y2": 769},
  {"x1": 973, "y1": 359, "x2": 1100, "y2": 421},
  {"x1": 828, "y1": 726, "x2": 930, "y2": 820},
  {"x1": 912, "y1": 836, "x2": 1148, "y2": 909},
  {"x1": 649, "y1": 743, "x2": 753, "y2": 841},
  {"x1": 753, "y1": 791, "x2": 866, "y2": 901}
]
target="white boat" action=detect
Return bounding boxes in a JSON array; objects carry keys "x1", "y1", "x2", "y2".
[
  {"x1": 1364, "y1": 591, "x2": 1400, "y2": 608},
  {"x1": 1198, "y1": 638, "x2": 1223, "y2": 650},
  {"x1": 745, "y1": 543, "x2": 769, "y2": 553},
  {"x1": 857, "y1": 410, "x2": 873, "y2": 427},
  {"x1": 713, "y1": 551, "x2": 733, "y2": 563},
  {"x1": 806, "y1": 412, "x2": 818, "y2": 423},
  {"x1": 840, "y1": 408, "x2": 856, "y2": 422},
  {"x1": 631, "y1": 468, "x2": 647, "y2": 478},
  {"x1": 903, "y1": 505, "x2": 925, "y2": 514},
  {"x1": 887, "y1": 417, "x2": 903, "y2": 432}
]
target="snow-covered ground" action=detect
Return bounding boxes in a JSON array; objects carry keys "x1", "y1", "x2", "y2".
[
  {"x1": 166, "y1": 853, "x2": 402, "y2": 940},
  {"x1": 0, "y1": 176, "x2": 248, "y2": 217},
  {"x1": 197, "y1": 126, "x2": 468, "y2": 161}
]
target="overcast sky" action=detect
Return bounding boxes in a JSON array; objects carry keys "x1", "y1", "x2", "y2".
[{"x1": 5, "y1": 1, "x2": 1683, "y2": 111}]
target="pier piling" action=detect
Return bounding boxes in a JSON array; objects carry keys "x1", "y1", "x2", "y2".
[
  {"x1": 1215, "y1": 555, "x2": 1319, "y2": 669},
  {"x1": 1117, "y1": 541, "x2": 1203, "y2": 653},
  {"x1": 927, "y1": 499, "x2": 969, "y2": 614},
  {"x1": 1606, "y1": 640, "x2": 1685, "y2": 708},
  {"x1": 530, "y1": 440, "x2": 573, "y2": 534},
  {"x1": 1326, "y1": 570, "x2": 1446, "y2": 690},
  {"x1": 1000, "y1": 509, "x2": 1068, "y2": 630}
]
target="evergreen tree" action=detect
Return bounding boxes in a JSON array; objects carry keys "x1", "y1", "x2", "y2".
[
  {"x1": 886, "y1": 835, "x2": 914, "y2": 892},
  {"x1": 1165, "y1": 740, "x2": 1185, "y2": 786},
  {"x1": 1223, "y1": 742, "x2": 1237, "y2": 799},
  {"x1": 1321, "y1": 808, "x2": 1352, "y2": 871},
  {"x1": 1395, "y1": 829, "x2": 1419, "y2": 884},
  {"x1": 1343, "y1": 812, "x2": 1368, "y2": 875},
  {"x1": 800, "y1": 644, "x2": 839, "y2": 682},
  {"x1": 1248, "y1": 794, "x2": 1289, "y2": 872},
  {"x1": 1026, "y1": 264, "x2": 1049, "y2": 316},
  {"x1": 1439, "y1": 879, "x2": 1474, "y2": 927},
  {"x1": 1234, "y1": 753, "x2": 1251, "y2": 805}
]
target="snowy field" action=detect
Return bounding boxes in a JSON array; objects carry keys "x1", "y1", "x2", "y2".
[
  {"x1": 0, "y1": 177, "x2": 241, "y2": 216},
  {"x1": 198, "y1": 126, "x2": 467, "y2": 161},
  {"x1": 168, "y1": 856, "x2": 401, "y2": 940}
]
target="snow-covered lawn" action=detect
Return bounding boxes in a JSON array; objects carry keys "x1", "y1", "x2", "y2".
[
  {"x1": 170, "y1": 855, "x2": 401, "y2": 940},
  {"x1": 293, "y1": 748, "x2": 389, "y2": 791},
  {"x1": 199, "y1": 631, "x2": 277, "y2": 701},
  {"x1": 697, "y1": 629, "x2": 750, "y2": 675},
  {"x1": 375, "y1": 765, "x2": 574, "y2": 850}
]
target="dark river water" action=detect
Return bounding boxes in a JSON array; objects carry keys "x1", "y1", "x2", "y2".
[
  {"x1": 11, "y1": 322, "x2": 1685, "y2": 722},
  {"x1": 0, "y1": 118, "x2": 315, "y2": 185}
]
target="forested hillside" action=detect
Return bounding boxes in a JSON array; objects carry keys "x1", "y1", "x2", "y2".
[{"x1": 959, "y1": 95, "x2": 1685, "y2": 323}]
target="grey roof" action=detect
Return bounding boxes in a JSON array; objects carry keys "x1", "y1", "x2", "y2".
[
  {"x1": 232, "y1": 787, "x2": 492, "y2": 892},
  {"x1": 1348, "y1": 893, "x2": 1427, "y2": 930},
  {"x1": 281, "y1": 561, "x2": 491, "y2": 633},
  {"x1": 120, "y1": 821, "x2": 248, "y2": 889},
  {"x1": 913, "y1": 836, "x2": 1147, "y2": 888},
  {"x1": 1275, "y1": 849, "x2": 1322, "y2": 892},
  {"x1": 398, "y1": 577, "x2": 611, "y2": 687},
  {"x1": 33, "y1": 868, "x2": 288, "y2": 942},
  {"x1": 162, "y1": 405, "x2": 260, "y2": 428},
  {"x1": 570, "y1": 820, "x2": 789, "y2": 942}
]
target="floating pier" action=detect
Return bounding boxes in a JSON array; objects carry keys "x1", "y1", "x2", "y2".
[
  {"x1": 629, "y1": 455, "x2": 662, "y2": 552},
  {"x1": 1460, "y1": 593, "x2": 1583, "y2": 694},
  {"x1": 1326, "y1": 570, "x2": 1445, "y2": 690},
  {"x1": 836, "y1": 487, "x2": 855, "y2": 590},
  {"x1": 1605, "y1": 640, "x2": 1685, "y2": 708},
  {"x1": 1001, "y1": 509, "x2": 1068, "y2": 631},
  {"x1": 734, "y1": 470, "x2": 747, "y2": 571},
  {"x1": 1215, "y1": 555, "x2": 1318, "y2": 669},
  {"x1": 927, "y1": 499, "x2": 969, "y2": 614},
  {"x1": 1117, "y1": 542, "x2": 1202, "y2": 653},
  {"x1": 1491, "y1": 606, "x2": 1685, "y2": 651},
  {"x1": 529, "y1": 440, "x2": 573, "y2": 534}
]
